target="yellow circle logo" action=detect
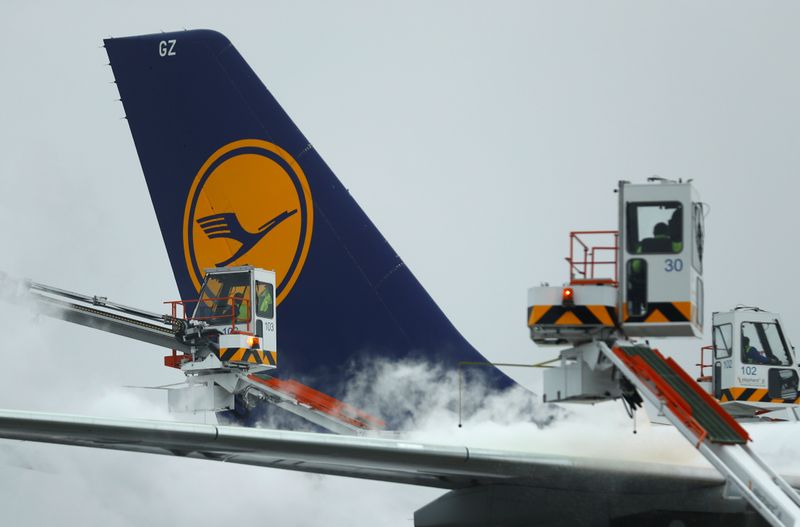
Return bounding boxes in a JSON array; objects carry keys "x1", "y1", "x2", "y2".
[{"x1": 182, "y1": 139, "x2": 313, "y2": 305}]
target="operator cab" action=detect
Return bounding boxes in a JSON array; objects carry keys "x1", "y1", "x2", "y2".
[
  {"x1": 619, "y1": 179, "x2": 705, "y2": 337},
  {"x1": 710, "y1": 308, "x2": 799, "y2": 417},
  {"x1": 189, "y1": 265, "x2": 277, "y2": 370},
  {"x1": 528, "y1": 177, "x2": 706, "y2": 348}
]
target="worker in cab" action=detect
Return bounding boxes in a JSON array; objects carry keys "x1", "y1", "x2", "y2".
[
  {"x1": 256, "y1": 283, "x2": 273, "y2": 318},
  {"x1": 667, "y1": 209, "x2": 683, "y2": 252},
  {"x1": 638, "y1": 223, "x2": 676, "y2": 253},
  {"x1": 743, "y1": 336, "x2": 769, "y2": 365},
  {"x1": 232, "y1": 292, "x2": 250, "y2": 323}
]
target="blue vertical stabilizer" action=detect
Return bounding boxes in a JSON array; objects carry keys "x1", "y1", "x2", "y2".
[{"x1": 104, "y1": 30, "x2": 513, "y2": 396}]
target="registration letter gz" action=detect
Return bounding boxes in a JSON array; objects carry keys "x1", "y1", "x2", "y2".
[{"x1": 158, "y1": 39, "x2": 177, "y2": 57}]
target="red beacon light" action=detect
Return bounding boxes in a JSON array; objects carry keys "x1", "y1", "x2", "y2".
[{"x1": 562, "y1": 287, "x2": 575, "y2": 307}]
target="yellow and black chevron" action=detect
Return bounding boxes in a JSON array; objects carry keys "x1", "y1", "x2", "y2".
[
  {"x1": 720, "y1": 387, "x2": 800, "y2": 405},
  {"x1": 623, "y1": 302, "x2": 693, "y2": 324},
  {"x1": 528, "y1": 305, "x2": 617, "y2": 327},
  {"x1": 217, "y1": 347, "x2": 277, "y2": 366}
]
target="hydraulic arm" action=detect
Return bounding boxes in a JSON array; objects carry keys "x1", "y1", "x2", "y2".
[{"x1": 0, "y1": 272, "x2": 188, "y2": 351}]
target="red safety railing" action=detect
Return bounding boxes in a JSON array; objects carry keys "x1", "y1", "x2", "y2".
[
  {"x1": 566, "y1": 230, "x2": 619, "y2": 286},
  {"x1": 162, "y1": 296, "x2": 253, "y2": 370},
  {"x1": 696, "y1": 345, "x2": 713, "y2": 382},
  {"x1": 165, "y1": 296, "x2": 251, "y2": 334}
]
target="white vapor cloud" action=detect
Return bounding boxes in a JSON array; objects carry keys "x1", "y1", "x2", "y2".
[
  {"x1": 338, "y1": 357, "x2": 706, "y2": 467},
  {"x1": 340, "y1": 358, "x2": 562, "y2": 432}
]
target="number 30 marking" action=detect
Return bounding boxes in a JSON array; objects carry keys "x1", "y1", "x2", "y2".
[
  {"x1": 665, "y1": 258, "x2": 683, "y2": 272},
  {"x1": 158, "y1": 39, "x2": 177, "y2": 57}
]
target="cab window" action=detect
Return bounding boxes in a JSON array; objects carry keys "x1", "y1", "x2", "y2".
[
  {"x1": 626, "y1": 202, "x2": 683, "y2": 254},
  {"x1": 193, "y1": 272, "x2": 251, "y2": 325},
  {"x1": 741, "y1": 321, "x2": 792, "y2": 366},
  {"x1": 713, "y1": 323, "x2": 731, "y2": 359},
  {"x1": 256, "y1": 281, "x2": 274, "y2": 319},
  {"x1": 692, "y1": 202, "x2": 704, "y2": 273}
]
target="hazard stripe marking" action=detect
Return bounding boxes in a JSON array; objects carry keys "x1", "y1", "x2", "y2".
[
  {"x1": 673, "y1": 301, "x2": 692, "y2": 321},
  {"x1": 532, "y1": 302, "x2": 691, "y2": 325},
  {"x1": 555, "y1": 311, "x2": 582, "y2": 325},
  {"x1": 528, "y1": 305, "x2": 616, "y2": 327},
  {"x1": 729, "y1": 387, "x2": 746, "y2": 400},
  {"x1": 659, "y1": 302, "x2": 691, "y2": 322},
  {"x1": 220, "y1": 348, "x2": 240, "y2": 361},
  {"x1": 528, "y1": 305, "x2": 552, "y2": 326},
  {"x1": 625, "y1": 302, "x2": 692, "y2": 323},
  {"x1": 644, "y1": 308, "x2": 669, "y2": 323},
  {"x1": 719, "y1": 387, "x2": 800, "y2": 404},
  {"x1": 587, "y1": 305, "x2": 614, "y2": 326},
  {"x1": 740, "y1": 388, "x2": 756, "y2": 401},
  {"x1": 217, "y1": 347, "x2": 276, "y2": 365}
]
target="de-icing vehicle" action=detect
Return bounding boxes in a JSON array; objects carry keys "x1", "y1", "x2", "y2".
[
  {"x1": 527, "y1": 178, "x2": 800, "y2": 525},
  {"x1": 528, "y1": 178, "x2": 706, "y2": 404},
  {"x1": 527, "y1": 178, "x2": 800, "y2": 419},
  {"x1": 0, "y1": 265, "x2": 384, "y2": 436},
  {"x1": 702, "y1": 307, "x2": 800, "y2": 421},
  {"x1": 525, "y1": 173, "x2": 800, "y2": 422}
]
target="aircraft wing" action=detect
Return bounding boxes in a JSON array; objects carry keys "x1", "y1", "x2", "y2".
[{"x1": 0, "y1": 409, "x2": 727, "y2": 493}]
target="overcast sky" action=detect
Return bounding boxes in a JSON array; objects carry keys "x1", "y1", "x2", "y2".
[{"x1": 2, "y1": 1, "x2": 800, "y2": 525}]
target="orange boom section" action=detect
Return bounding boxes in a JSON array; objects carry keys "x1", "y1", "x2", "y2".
[
  {"x1": 613, "y1": 345, "x2": 749, "y2": 445},
  {"x1": 247, "y1": 375, "x2": 386, "y2": 430}
]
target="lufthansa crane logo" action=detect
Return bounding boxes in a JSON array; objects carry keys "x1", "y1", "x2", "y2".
[{"x1": 183, "y1": 139, "x2": 314, "y2": 305}]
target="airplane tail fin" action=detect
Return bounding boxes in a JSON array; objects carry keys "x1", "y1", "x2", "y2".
[{"x1": 104, "y1": 30, "x2": 513, "y2": 389}]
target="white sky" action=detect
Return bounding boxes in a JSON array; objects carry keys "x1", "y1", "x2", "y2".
[{"x1": 1, "y1": 1, "x2": 800, "y2": 525}]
